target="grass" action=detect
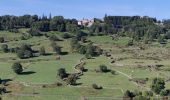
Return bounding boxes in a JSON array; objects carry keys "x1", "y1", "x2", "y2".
[
  {"x1": 1, "y1": 31, "x2": 170, "y2": 99},
  {"x1": 14, "y1": 54, "x2": 83, "y2": 83},
  {"x1": 88, "y1": 35, "x2": 132, "y2": 46}
]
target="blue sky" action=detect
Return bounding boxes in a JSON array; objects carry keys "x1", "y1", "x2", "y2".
[{"x1": 0, "y1": 0, "x2": 169, "y2": 20}]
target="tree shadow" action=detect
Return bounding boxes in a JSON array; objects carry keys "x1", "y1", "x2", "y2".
[
  {"x1": 44, "y1": 53, "x2": 53, "y2": 56},
  {"x1": 1, "y1": 79, "x2": 12, "y2": 83},
  {"x1": 60, "y1": 52, "x2": 68, "y2": 55},
  {"x1": 5, "y1": 90, "x2": 12, "y2": 93},
  {"x1": 20, "y1": 71, "x2": 36, "y2": 75},
  {"x1": 83, "y1": 69, "x2": 88, "y2": 72},
  {"x1": 72, "y1": 83, "x2": 82, "y2": 86}
]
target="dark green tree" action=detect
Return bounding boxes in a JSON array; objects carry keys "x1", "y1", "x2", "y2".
[
  {"x1": 151, "y1": 78, "x2": 165, "y2": 94},
  {"x1": 58, "y1": 68, "x2": 67, "y2": 79},
  {"x1": 12, "y1": 62, "x2": 23, "y2": 74}
]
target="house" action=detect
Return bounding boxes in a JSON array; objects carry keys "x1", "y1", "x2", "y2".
[{"x1": 78, "y1": 19, "x2": 94, "y2": 27}]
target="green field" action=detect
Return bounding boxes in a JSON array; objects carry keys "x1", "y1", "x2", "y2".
[{"x1": 1, "y1": 31, "x2": 170, "y2": 99}]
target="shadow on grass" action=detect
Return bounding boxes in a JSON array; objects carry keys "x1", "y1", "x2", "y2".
[
  {"x1": 1, "y1": 79, "x2": 12, "y2": 83},
  {"x1": 20, "y1": 71, "x2": 36, "y2": 75},
  {"x1": 60, "y1": 52, "x2": 69, "y2": 55},
  {"x1": 83, "y1": 69, "x2": 88, "y2": 72},
  {"x1": 72, "y1": 83, "x2": 83, "y2": 86}
]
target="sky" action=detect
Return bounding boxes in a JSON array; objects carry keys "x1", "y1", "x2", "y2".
[{"x1": 0, "y1": 0, "x2": 169, "y2": 20}]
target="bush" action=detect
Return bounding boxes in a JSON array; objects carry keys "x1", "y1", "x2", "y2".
[
  {"x1": 78, "y1": 45, "x2": 87, "y2": 54},
  {"x1": 17, "y1": 49, "x2": 33, "y2": 59},
  {"x1": 12, "y1": 62, "x2": 23, "y2": 74},
  {"x1": 111, "y1": 70, "x2": 116, "y2": 75},
  {"x1": 51, "y1": 41, "x2": 61, "y2": 54},
  {"x1": 160, "y1": 90, "x2": 169, "y2": 96},
  {"x1": 39, "y1": 46, "x2": 46, "y2": 55},
  {"x1": 99, "y1": 64, "x2": 108, "y2": 73},
  {"x1": 1, "y1": 44, "x2": 8, "y2": 53},
  {"x1": 16, "y1": 44, "x2": 33, "y2": 59},
  {"x1": 92, "y1": 84, "x2": 102, "y2": 89},
  {"x1": 151, "y1": 78, "x2": 165, "y2": 94},
  {"x1": 0, "y1": 37, "x2": 5, "y2": 43},
  {"x1": 28, "y1": 29, "x2": 41, "y2": 36},
  {"x1": 123, "y1": 90, "x2": 135, "y2": 99},
  {"x1": 58, "y1": 68, "x2": 67, "y2": 79},
  {"x1": 62, "y1": 33, "x2": 72, "y2": 39},
  {"x1": 49, "y1": 35, "x2": 61, "y2": 41}
]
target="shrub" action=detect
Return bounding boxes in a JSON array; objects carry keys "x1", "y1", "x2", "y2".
[
  {"x1": 123, "y1": 90, "x2": 135, "y2": 99},
  {"x1": 92, "y1": 84, "x2": 102, "y2": 89},
  {"x1": 1, "y1": 44, "x2": 8, "y2": 53},
  {"x1": 49, "y1": 35, "x2": 61, "y2": 41},
  {"x1": 12, "y1": 62, "x2": 23, "y2": 74},
  {"x1": 17, "y1": 44, "x2": 33, "y2": 59},
  {"x1": 99, "y1": 64, "x2": 108, "y2": 73},
  {"x1": 39, "y1": 46, "x2": 46, "y2": 55},
  {"x1": 58, "y1": 68, "x2": 67, "y2": 79},
  {"x1": 111, "y1": 70, "x2": 116, "y2": 75},
  {"x1": 151, "y1": 78, "x2": 165, "y2": 94},
  {"x1": 62, "y1": 33, "x2": 72, "y2": 39},
  {"x1": 55, "y1": 82, "x2": 62, "y2": 86},
  {"x1": 51, "y1": 41, "x2": 61, "y2": 54},
  {"x1": 78, "y1": 45, "x2": 87, "y2": 54},
  {"x1": 0, "y1": 37, "x2": 4, "y2": 43},
  {"x1": 160, "y1": 90, "x2": 169, "y2": 96},
  {"x1": 17, "y1": 50, "x2": 33, "y2": 59},
  {"x1": 28, "y1": 29, "x2": 41, "y2": 36}
]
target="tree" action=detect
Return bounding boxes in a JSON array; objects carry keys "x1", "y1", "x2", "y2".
[
  {"x1": 160, "y1": 90, "x2": 169, "y2": 96},
  {"x1": 39, "y1": 46, "x2": 46, "y2": 55},
  {"x1": 50, "y1": 16, "x2": 66, "y2": 32},
  {"x1": 78, "y1": 45, "x2": 87, "y2": 54},
  {"x1": 1, "y1": 44, "x2": 8, "y2": 53},
  {"x1": 151, "y1": 78, "x2": 165, "y2": 94},
  {"x1": 99, "y1": 64, "x2": 108, "y2": 73},
  {"x1": 123, "y1": 90, "x2": 135, "y2": 100},
  {"x1": 17, "y1": 44, "x2": 33, "y2": 59},
  {"x1": 58, "y1": 68, "x2": 67, "y2": 79},
  {"x1": 12, "y1": 62, "x2": 23, "y2": 74},
  {"x1": 0, "y1": 37, "x2": 4, "y2": 43}
]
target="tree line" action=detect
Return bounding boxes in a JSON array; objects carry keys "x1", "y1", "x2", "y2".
[
  {"x1": 1, "y1": 14, "x2": 170, "y2": 44},
  {"x1": 0, "y1": 15, "x2": 80, "y2": 34}
]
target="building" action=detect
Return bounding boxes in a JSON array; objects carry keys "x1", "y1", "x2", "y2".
[{"x1": 78, "y1": 19, "x2": 94, "y2": 27}]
